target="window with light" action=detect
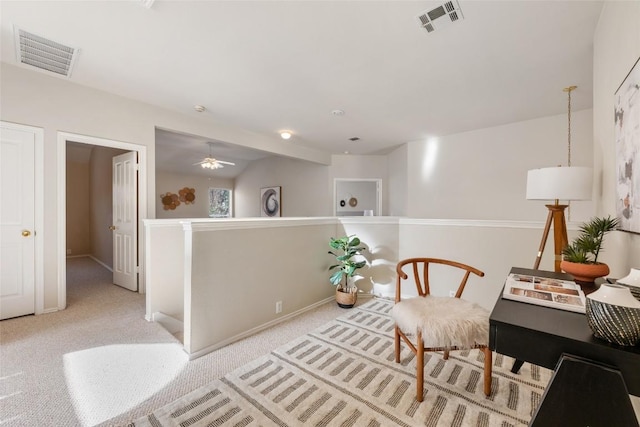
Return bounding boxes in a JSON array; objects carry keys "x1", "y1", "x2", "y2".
[{"x1": 208, "y1": 188, "x2": 232, "y2": 218}]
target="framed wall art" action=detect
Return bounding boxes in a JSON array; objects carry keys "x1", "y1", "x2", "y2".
[
  {"x1": 260, "y1": 186, "x2": 281, "y2": 217},
  {"x1": 615, "y1": 56, "x2": 640, "y2": 234}
]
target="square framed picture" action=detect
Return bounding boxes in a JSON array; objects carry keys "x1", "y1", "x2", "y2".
[{"x1": 260, "y1": 186, "x2": 281, "y2": 217}]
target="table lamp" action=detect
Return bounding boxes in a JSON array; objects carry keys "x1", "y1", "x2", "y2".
[
  {"x1": 527, "y1": 166, "x2": 593, "y2": 272},
  {"x1": 526, "y1": 86, "x2": 593, "y2": 272}
]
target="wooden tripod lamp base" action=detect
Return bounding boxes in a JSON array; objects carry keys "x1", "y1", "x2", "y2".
[
  {"x1": 533, "y1": 203, "x2": 569, "y2": 273},
  {"x1": 526, "y1": 165, "x2": 592, "y2": 273}
]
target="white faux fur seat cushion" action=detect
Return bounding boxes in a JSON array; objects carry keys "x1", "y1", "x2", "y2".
[{"x1": 391, "y1": 296, "x2": 489, "y2": 349}]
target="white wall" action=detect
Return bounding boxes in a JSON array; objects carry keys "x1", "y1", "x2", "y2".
[
  {"x1": 156, "y1": 171, "x2": 234, "y2": 219},
  {"x1": 144, "y1": 221, "x2": 185, "y2": 322},
  {"x1": 593, "y1": 1, "x2": 640, "y2": 277},
  {"x1": 234, "y1": 156, "x2": 331, "y2": 217},
  {"x1": 405, "y1": 110, "x2": 594, "y2": 222},
  {"x1": 185, "y1": 219, "x2": 337, "y2": 356},
  {"x1": 145, "y1": 217, "x2": 578, "y2": 358},
  {"x1": 0, "y1": 63, "x2": 330, "y2": 311},
  {"x1": 387, "y1": 144, "x2": 408, "y2": 217},
  {"x1": 329, "y1": 154, "x2": 389, "y2": 215},
  {"x1": 398, "y1": 219, "x2": 582, "y2": 309}
]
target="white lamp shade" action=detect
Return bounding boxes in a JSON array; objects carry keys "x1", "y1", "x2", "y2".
[{"x1": 526, "y1": 166, "x2": 593, "y2": 201}]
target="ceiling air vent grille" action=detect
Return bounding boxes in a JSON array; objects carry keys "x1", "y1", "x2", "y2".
[
  {"x1": 417, "y1": 0, "x2": 464, "y2": 34},
  {"x1": 15, "y1": 27, "x2": 79, "y2": 78}
]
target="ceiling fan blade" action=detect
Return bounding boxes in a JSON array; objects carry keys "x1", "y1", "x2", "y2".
[{"x1": 217, "y1": 160, "x2": 235, "y2": 165}]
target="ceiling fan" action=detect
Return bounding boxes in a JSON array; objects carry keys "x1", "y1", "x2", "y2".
[{"x1": 193, "y1": 142, "x2": 235, "y2": 170}]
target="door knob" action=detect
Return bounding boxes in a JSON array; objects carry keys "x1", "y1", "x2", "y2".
[
  {"x1": 109, "y1": 225, "x2": 116, "y2": 231},
  {"x1": 22, "y1": 230, "x2": 31, "y2": 237}
]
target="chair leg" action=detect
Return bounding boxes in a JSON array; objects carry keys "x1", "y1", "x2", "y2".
[
  {"x1": 483, "y1": 347, "x2": 492, "y2": 396},
  {"x1": 416, "y1": 331, "x2": 424, "y2": 402},
  {"x1": 394, "y1": 326, "x2": 401, "y2": 363},
  {"x1": 443, "y1": 349, "x2": 449, "y2": 360}
]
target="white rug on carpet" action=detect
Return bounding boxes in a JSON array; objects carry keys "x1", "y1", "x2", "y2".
[{"x1": 131, "y1": 299, "x2": 552, "y2": 427}]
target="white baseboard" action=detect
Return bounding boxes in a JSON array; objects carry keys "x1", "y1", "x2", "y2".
[
  {"x1": 89, "y1": 255, "x2": 113, "y2": 272},
  {"x1": 65, "y1": 254, "x2": 113, "y2": 272},
  {"x1": 186, "y1": 296, "x2": 335, "y2": 360}
]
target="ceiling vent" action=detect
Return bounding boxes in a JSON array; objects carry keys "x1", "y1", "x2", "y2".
[
  {"x1": 14, "y1": 26, "x2": 79, "y2": 78},
  {"x1": 417, "y1": 1, "x2": 464, "y2": 34}
]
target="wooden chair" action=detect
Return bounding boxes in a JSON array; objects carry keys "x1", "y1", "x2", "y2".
[{"x1": 391, "y1": 258, "x2": 492, "y2": 402}]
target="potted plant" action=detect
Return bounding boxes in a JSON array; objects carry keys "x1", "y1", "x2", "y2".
[
  {"x1": 328, "y1": 235, "x2": 367, "y2": 308},
  {"x1": 560, "y1": 215, "x2": 620, "y2": 294}
]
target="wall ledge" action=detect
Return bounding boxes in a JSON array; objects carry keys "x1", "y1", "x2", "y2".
[
  {"x1": 400, "y1": 218, "x2": 582, "y2": 230},
  {"x1": 145, "y1": 216, "x2": 584, "y2": 231}
]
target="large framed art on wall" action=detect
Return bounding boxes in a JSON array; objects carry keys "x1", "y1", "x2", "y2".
[{"x1": 615, "y1": 56, "x2": 640, "y2": 234}]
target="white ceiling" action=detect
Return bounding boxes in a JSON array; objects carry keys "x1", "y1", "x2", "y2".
[
  {"x1": 155, "y1": 128, "x2": 272, "y2": 178},
  {"x1": 1, "y1": 1, "x2": 603, "y2": 164}
]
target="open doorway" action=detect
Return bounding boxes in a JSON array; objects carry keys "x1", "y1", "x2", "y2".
[
  {"x1": 66, "y1": 142, "x2": 126, "y2": 270},
  {"x1": 56, "y1": 132, "x2": 147, "y2": 310}
]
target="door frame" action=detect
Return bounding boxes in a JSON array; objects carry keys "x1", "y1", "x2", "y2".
[
  {"x1": 56, "y1": 132, "x2": 147, "y2": 309},
  {"x1": 0, "y1": 121, "x2": 45, "y2": 314}
]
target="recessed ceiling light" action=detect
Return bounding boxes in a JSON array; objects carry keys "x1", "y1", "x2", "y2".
[
  {"x1": 332, "y1": 109, "x2": 345, "y2": 116},
  {"x1": 280, "y1": 131, "x2": 292, "y2": 140},
  {"x1": 194, "y1": 105, "x2": 206, "y2": 112},
  {"x1": 344, "y1": 151, "x2": 350, "y2": 154}
]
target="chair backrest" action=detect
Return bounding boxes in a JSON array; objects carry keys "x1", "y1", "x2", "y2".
[{"x1": 395, "y1": 258, "x2": 484, "y2": 302}]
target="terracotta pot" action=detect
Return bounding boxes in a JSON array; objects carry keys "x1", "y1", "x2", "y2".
[
  {"x1": 336, "y1": 286, "x2": 358, "y2": 308},
  {"x1": 560, "y1": 260, "x2": 609, "y2": 295}
]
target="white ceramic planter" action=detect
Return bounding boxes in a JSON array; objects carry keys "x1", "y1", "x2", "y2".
[
  {"x1": 587, "y1": 284, "x2": 640, "y2": 308},
  {"x1": 618, "y1": 268, "x2": 640, "y2": 287}
]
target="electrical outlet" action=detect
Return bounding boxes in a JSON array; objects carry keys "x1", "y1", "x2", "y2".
[
  {"x1": 449, "y1": 290, "x2": 456, "y2": 297},
  {"x1": 275, "y1": 301, "x2": 283, "y2": 314}
]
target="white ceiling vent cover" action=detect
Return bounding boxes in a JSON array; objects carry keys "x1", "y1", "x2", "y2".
[
  {"x1": 417, "y1": 1, "x2": 464, "y2": 34},
  {"x1": 14, "y1": 27, "x2": 79, "y2": 78}
]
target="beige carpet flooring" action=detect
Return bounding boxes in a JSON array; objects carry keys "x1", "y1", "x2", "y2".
[
  {"x1": 0, "y1": 257, "x2": 345, "y2": 426},
  {"x1": 133, "y1": 299, "x2": 553, "y2": 427}
]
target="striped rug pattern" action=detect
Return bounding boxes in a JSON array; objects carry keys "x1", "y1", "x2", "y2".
[{"x1": 132, "y1": 299, "x2": 551, "y2": 427}]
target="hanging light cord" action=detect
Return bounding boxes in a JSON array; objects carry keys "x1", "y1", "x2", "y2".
[
  {"x1": 567, "y1": 87, "x2": 572, "y2": 167},
  {"x1": 563, "y1": 85, "x2": 577, "y2": 220},
  {"x1": 564, "y1": 85, "x2": 577, "y2": 167}
]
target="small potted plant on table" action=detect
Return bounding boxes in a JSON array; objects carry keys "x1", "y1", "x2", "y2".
[
  {"x1": 560, "y1": 215, "x2": 619, "y2": 294},
  {"x1": 328, "y1": 235, "x2": 367, "y2": 308}
]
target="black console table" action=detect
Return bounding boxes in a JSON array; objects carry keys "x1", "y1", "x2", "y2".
[{"x1": 490, "y1": 267, "x2": 640, "y2": 426}]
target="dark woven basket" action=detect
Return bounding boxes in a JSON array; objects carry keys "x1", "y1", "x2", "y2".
[{"x1": 586, "y1": 298, "x2": 640, "y2": 346}]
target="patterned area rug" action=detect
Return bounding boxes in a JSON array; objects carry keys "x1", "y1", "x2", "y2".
[{"x1": 132, "y1": 299, "x2": 551, "y2": 427}]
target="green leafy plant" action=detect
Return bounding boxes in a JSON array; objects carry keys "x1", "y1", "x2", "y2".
[
  {"x1": 328, "y1": 235, "x2": 366, "y2": 292},
  {"x1": 562, "y1": 216, "x2": 619, "y2": 264}
]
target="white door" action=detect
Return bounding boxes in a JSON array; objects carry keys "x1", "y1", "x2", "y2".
[
  {"x1": 0, "y1": 125, "x2": 36, "y2": 319},
  {"x1": 112, "y1": 151, "x2": 138, "y2": 291}
]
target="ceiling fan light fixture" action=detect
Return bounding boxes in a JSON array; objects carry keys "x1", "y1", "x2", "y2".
[
  {"x1": 200, "y1": 158, "x2": 224, "y2": 169},
  {"x1": 193, "y1": 142, "x2": 236, "y2": 170}
]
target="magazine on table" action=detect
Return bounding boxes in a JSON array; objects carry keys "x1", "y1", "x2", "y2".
[{"x1": 502, "y1": 273, "x2": 586, "y2": 313}]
